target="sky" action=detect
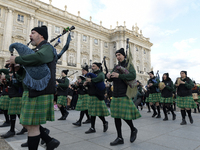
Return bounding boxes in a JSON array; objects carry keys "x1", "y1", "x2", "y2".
[{"x1": 40, "y1": 0, "x2": 200, "y2": 83}]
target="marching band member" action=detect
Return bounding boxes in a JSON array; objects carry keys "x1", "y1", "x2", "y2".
[
  {"x1": 84, "y1": 62, "x2": 110, "y2": 134},
  {"x1": 175, "y1": 71, "x2": 196, "y2": 125},
  {"x1": 56, "y1": 70, "x2": 69, "y2": 120},
  {"x1": 107, "y1": 48, "x2": 141, "y2": 146},
  {"x1": 7, "y1": 25, "x2": 60, "y2": 150},
  {"x1": 160, "y1": 73, "x2": 176, "y2": 121},
  {"x1": 72, "y1": 65, "x2": 91, "y2": 126},
  {"x1": 146, "y1": 71, "x2": 161, "y2": 118},
  {"x1": 191, "y1": 81, "x2": 200, "y2": 113}
]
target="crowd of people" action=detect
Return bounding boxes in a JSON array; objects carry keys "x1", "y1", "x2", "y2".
[{"x1": 0, "y1": 25, "x2": 199, "y2": 150}]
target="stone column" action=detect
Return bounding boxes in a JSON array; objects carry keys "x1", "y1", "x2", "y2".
[
  {"x1": 100, "y1": 40, "x2": 103, "y2": 61},
  {"x1": 47, "y1": 23, "x2": 52, "y2": 43},
  {"x1": 140, "y1": 47, "x2": 144, "y2": 73},
  {"x1": 27, "y1": 15, "x2": 35, "y2": 43},
  {"x1": 76, "y1": 32, "x2": 81, "y2": 68},
  {"x1": 2, "y1": 8, "x2": 14, "y2": 51},
  {"x1": 132, "y1": 43, "x2": 137, "y2": 69},
  {"x1": 89, "y1": 36, "x2": 93, "y2": 61}
]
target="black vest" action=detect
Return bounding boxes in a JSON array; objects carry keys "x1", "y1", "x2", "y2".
[
  {"x1": 148, "y1": 77, "x2": 158, "y2": 94},
  {"x1": 2, "y1": 85, "x2": 9, "y2": 96},
  {"x1": 77, "y1": 83, "x2": 87, "y2": 95},
  {"x1": 177, "y1": 78, "x2": 192, "y2": 97},
  {"x1": 28, "y1": 43, "x2": 56, "y2": 98},
  {"x1": 57, "y1": 77, "x2": 68, "y2": 97},
  {"x1": 161, "y1": 80, "x2": 173, "y2": 98}
]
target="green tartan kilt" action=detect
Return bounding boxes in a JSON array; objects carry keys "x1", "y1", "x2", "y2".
[
  {"x1": 57, "y1": 96, "x2": 67, "y2": 106},
  {"x1": 145, "y1": 96, "x2": 150, "y2": 102},
  {"x1": 148, "y1": 93, "x2": 161, "y2": 103},
  {"x1": 20, "y1": 91, "x2": 54, "y2": 125},
  {"x1": 110, "y1": 96, "x2": 141, "y2": 120},
  {"x1": 88, "y1": 96, "x2": 110, "y2": 117},
  {"x1": 75, "y1": 94, "x2": 90, "y2": 111},
  {"x1": 160, "y1": 97, "x2": 173, "y2": 104},
  {"x1": 8, "y1": 97, "x2": 22, "y2": 115},
  {"x1": 0, "y1": 95, "x2": 10, "y2": 110},
  {"x1": 176, "y1": 96, "x2": 197, "y2": 109}
]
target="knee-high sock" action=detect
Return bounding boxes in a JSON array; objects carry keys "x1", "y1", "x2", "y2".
[
  {"x1": 28, "y1": 134, "x2": 40, "y2": 150},
  {"x1": 40, "y1": 126, "x2": 52, "y2": 144},
  {"x1": 156, "y1": 106, "x2": 160, "y2": 115},
  {"x1": 91, "y1": 116, "x2": 96, "y2": 129},
  {"x1": 114, "y1": 118, "x2": 122, "y2": 138},
  {"x1": 168, "y1": 105, "x2": 175, "y2": 115},
  {"x1": 163, "y1": 105, "x2": 167, "y2": 117},
  {"x1": 17, "y1": 114, "x2": 20, "y2": 119},
  {"x1": 123, "y1": 119, "x2": 135, "y2": 132},
  {"x1": 78, "y1": 111, "x2": 84, "y2": 122},
  {"x1": 99, "y1": 116, "x2": 106, "y2": 124},
  {"x1": 181, "y1": 110, "x2": 186, "y2": 119},
  {"x1": 186, "y1": 109, "x2": 192, "y2": 117},
  {"x1": 59, "y1": 106, "x2": 64, "y2": 116},
  {"x1": 147, "y1": 102, "x2": 151, "y2": 111},
  {"x1": 10, "y1": 115, "x2": 16, "y2": 132},
  {"x1": 3, "y1": 110, "x2": 10, "y2": 123},
  {"x1": 197, "y1": 104, "x2": 200, "y2": 111},
  {"x1": 85, "y1": 110, "x2": 90, "y2": 120},
  {"x1": 151, "y1": 105, "x2": 157, "y2": 114}
]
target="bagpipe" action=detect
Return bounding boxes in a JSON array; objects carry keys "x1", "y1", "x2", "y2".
[
  {"x1": 9, "y1": 26, "x2": 75, "y2": 91},
  {"x1": 151, "y1": 70, "x2": 160, "y2": 92}
]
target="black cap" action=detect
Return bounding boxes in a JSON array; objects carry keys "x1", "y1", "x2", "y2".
[
  {"x1": 93, "y1": 62, "x2": 102, "y2": 69},
  {"x1": 31, "y1": 25, "x2": 48, "y2": 41},
  {"x1": 148, "y1": 71, "x2": 154, "y2": 75},
  {"x1": 181, "y1": 71, "x2": 187, "y2": 76},
  {"x1": 82, "y1": 65, "x2": 89, "y2": 72},
  {"x1": 163, "y1": 73, "x2": 169, "y2": 78},
  {"x1": 115, "y1": 48, "x2": 125, "y2": 57},
  {"x1": 62, "y1": 70, "x2": 69, "y2": 75}
]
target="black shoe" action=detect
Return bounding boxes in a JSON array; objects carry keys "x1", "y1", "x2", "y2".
[
  {"x1": 103, "y1": 121, "x2": 108, "y2": 132},
  {"x1": 85, "y1": 128, "x2": 96, "y2": 134},
  {"x1": 41, "y1": 128, "x2": 50, "y2": 145},
  {"x1": 0, "y1": 122, "x2": 10, "y2": 127},
  {"x1": 152, "y1": 112, "x2": 157, "y2": 117},
  {"x1": 180, "y1": 119, "x2": 187, "y2": 125},
  {"x1": 130, "y1": 128, "x2": 138, "y2": 143},
  {"x1": 58, "y1": 116, "x2": 64, "y2": 120},
  {"x1": 156, "y1": 114, "x2": 161, "y2": 118},
  {"x1": 83, "y1": 119, "x2": 91, "y2": 124},
  {"x1": 1, "y1": 131, "x2": 15, "y2": 138},
  {"x1": 46, "y1": 138, "x2": 60, "y2": 150},
  {"x1": 163, "y1": 116, "x2": 168, "y2": 121},
  {"x1": 172, "y1": 114, "x2": 176, "y2": 120},
  {"x1": 21, "y1": 141, "x2": 28, "y2": 147},
  {"x1": 72, "y1": 120, "x2": 81, "y2": 126},
  {"x1": 110, "y1": 137, "x2": 124, "y2": 146},
  {"x1": 189, "y1": 116, "x2": 193, "y2": 124},
  {"x1": 62, "y1": 111, "x2": 69, "y2": 120},
  {"x1": 193, "y1": 109, "x2": 196, "y2": 113},
  {"x1": 147, "y1": 110, "x2": 151, "y2": 113},
  {"x1": 16, "y1": 127, "x2": 27, "y2": 135}
]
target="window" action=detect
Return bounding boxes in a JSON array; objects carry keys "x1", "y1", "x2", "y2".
[
  {"x1": 71, "y1": 31, "x2": 74, "y2": 38},
  {"x1": 38, "y1": 21, "x2": 43, "y2": 27},
  {"x1": 144, "y1": 50, "x2": 146, "y2": 54},
  {"x1": 83, "y1": 35, "x2": 87, "y2": 42},
  {"x1": 137, "y1": 66, "x2": 139, "y2": 72},
  {"x1": 94, "y1": 39, "x2": 98, "y2": 45},
  {"x1": 0, "y1": 8, "x2": 1, "y2": 16},
  {"x1": 55, "y1": 26, "x2": 60, "y2": 34},
  {"x1": 144, "y1": 68, "x2": 146, "y2": 72},
  {"x1": 136, "y1": 46, "x2": 138, "y2": 51},
  {"x1": 104, "y1": 42, "x2": 108, "y2": 48},
  {"x1": 17, "y1": 14, "x2": 24, "y2": 23}
]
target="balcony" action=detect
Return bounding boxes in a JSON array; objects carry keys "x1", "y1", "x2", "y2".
[{"x1": 67, "y1": 62, "x2": 77, "y2": 67}]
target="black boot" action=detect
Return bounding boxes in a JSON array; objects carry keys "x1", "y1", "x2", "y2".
[
  {"x1": 110, "y1": 137, "x2": 124, "y2": 146},
  {"x1": 130, "y1": 128, "x2": 138, "y2": 143},
  {"x1": 46, "y1": 138, "x2": 60, "y2": 150},
  {"x1": 16, "y1": 127, "x2": 27, "y2": 135},
  {"x1": 186, "y1": 109, "x2": 193, "y2": 124},
  {"x1": 62, "y1": 107, "x2": 69, "y2": 120},
  {"x1": 72, "y1": 120, "x2": 81, "y2": 126},
  {"x1": 85, "y1": 128, "x2": 96, "y2": 134},
  {"x1": 180, "y1": 110, "x2": 187, "y2": 125},
  {"x1": 103, "y1": 121, "x2": 108, "y2": 132},
  {"x1": 193, "y1": 108, "x2": 197, "y2": 113},
  {"x1": 172, "y1": 113, "x2": 176, "y2": 120},
  {"x1": 151, "y1": 105, "x2": 157, "y2": 117},
  {"x1": 1, "y1": 131, "x2": 15, "y2": 138},
  {"x1": 180, "y1": 119, "x2": 187, "y2": 125},
  {"x1": 21, "y1": 141, "x2": 28, "y2": 147},
  {"x1": 156, "y1": 106, "x2": 161, "y2": 118},
  {"x1": 197, "y1": 104, "x2": 200, "y2": 113},
  {"x1": 162, "y1": 105, "x2": 168, "y2": 121}
]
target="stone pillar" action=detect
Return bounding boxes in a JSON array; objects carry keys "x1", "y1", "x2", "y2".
[
  {"x1": 89, "y1": 36, "x2": 93, "y2": 61},
  {"x1": 141, "y1": 47, "x2": 144, "y2": 72},
  {"x1": 2, "y1": 8, "x2": 14, "y2": 51},
  {"x1": 47, "y1": 23, "x2": 52, "y2": 43},
  {"x1": 76, "y1": 33, "x2": 81, "y2": 68},
  {"x1": 132, "y1": 43, "x2": 137, "y2": 69},
  {"x1": 27, "y1": 15, "x2": 35, "y2": 43},
  {"x1": 100, "y1": 40, "x2": 103, "y2": 61}
]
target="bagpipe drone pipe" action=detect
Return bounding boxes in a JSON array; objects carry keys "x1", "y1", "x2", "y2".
[{"x1": 9, "y1": 26, "x2": 75, "y2": 91}]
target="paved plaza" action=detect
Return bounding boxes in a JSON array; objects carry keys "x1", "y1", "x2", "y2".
[{"x1": 0, "y1": 108, "x2": 200, "y2": 150}]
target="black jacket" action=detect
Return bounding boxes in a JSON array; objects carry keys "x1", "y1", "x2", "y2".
[{"x1": 161, "y1": 79, "x2": 173, "y2": 98}]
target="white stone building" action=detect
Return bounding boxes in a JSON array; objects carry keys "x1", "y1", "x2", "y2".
[{"x1": 0, "y1": 0, "x2": 153, "y2": 85}]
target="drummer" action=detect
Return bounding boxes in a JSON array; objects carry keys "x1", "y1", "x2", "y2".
[{"x1": 192, "y1": 81, "x2": 200, "y2": 113}]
